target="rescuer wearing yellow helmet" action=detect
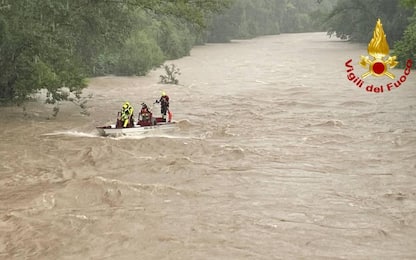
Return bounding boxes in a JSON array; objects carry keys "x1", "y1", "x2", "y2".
[
  {"x1": 120, "y1": 101, "x2": 134, "y2": 127},
  {"x1": 155, "y1": 91, "x2": 170, "y2": 121}
]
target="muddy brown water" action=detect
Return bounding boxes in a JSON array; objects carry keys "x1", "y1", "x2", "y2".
[{"x1": 1, "y1": 32, "x2": 416, "y2": 259}]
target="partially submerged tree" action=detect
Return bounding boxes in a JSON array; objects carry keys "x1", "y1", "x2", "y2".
[{"x1": 160, "y1": 64, "x2": 181, "y2": 85}]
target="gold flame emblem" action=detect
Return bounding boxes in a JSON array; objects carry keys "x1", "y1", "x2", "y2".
[{"x1": 359, "y1": 19, "x2": 398, "y2": 79}]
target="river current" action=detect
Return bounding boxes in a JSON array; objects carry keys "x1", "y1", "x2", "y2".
[{"x1": 1, "y1": 32, "x2": 416, "y2": 259}]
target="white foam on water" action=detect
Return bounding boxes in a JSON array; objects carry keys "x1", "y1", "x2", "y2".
[
  {"x1": 42, "y1": 131, "x2": 102, "y2": 138},
  {"x1": 43, "y1": 128, "x2": 204, "y2": 141},
  {"x1": 113, "y1": 132, "x2": 201, "y2": 141}
]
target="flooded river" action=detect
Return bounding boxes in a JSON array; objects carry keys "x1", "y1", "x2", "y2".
[{"x1": 1, "y1": 32, "x2": 416, "y2": 259}]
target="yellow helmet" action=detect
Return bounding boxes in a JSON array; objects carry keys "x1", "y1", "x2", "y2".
[
  {"x1": 161, "y1": 91, "x2": 166, "y2": 96},
  {"x1": 123, "y1": 101, "x2": 130, "y2": 109}
]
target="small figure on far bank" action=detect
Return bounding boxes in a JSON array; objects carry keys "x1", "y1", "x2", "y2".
[{"x1": 155, "y1": 91, "x2": 170, "y2": 121}]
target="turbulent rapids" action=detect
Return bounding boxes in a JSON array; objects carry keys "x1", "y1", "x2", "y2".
[{"x1": 1, "y1": 33, "x2": 416, "y2": 259}]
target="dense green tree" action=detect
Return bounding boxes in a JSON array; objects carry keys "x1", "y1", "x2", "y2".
[
  {"x1": 0, "y1": 0, "x2": 231, "y2": 105},
  {"x1": 325, "y1": 0, "x2": 412, "y2": 44},
  {"x1": 393, "y1": 0, "x2": 416, "y2": 65},
  {"x1": 116, "y1": 31, "x2": 164, "y2": 76},
  {"x1": 0, "y1": 0, "x2": 131, "y2": 104},
  {"x1": 401, "y1": 0, "x2": 416, "y2": 7},
  {"x1": 156, "y1": 17, "x2": 196, "y2": 59},
  {"x1": 393, "y1": 15, "x2": 416, "y2": 64}
]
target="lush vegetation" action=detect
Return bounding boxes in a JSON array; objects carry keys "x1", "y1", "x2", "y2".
[
  {"x1": 324, "y1": 0, "x2": 416, "y2": 66},
  {"x1": 2, "y1": 0, "x2": 416, "y2": 107},
  {"x1": 0, "y1": 0, "x2": 338, "y2": 106},
  {"x1": 206, "y1": 0, "x2": 335, "y2": 42},
  {"x1": 0, "y1": 0, "x2": 231, "y2": 105},
  {"x1": 393, "y1": 0, "x2": 416, "y2": 64}
]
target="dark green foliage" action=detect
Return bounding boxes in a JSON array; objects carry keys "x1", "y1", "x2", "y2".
[
  {"x1": 156, "y1": 18, "x2": 196, "y2": 60},
  {"x1": 325, "y1": 0, "x2": 412, "y2": 44},
  {"x1": 0, "y1": 0, "x2": 130, "y2": 104},
  {"x1": 392, "y1": 0, "x2": 416, "y2": 67},
  {"x1": 94, "y1": 10, "x2": 199, "y2": 76},
  {"x1": 116, "y1": 31, "x2": 164, "y2": 76},
  {"x1": 401, "y1": 0, "x2": 416, "y2": 7},
  {"x1": 393, "y1": 13, "x2": 416, "y2": 67},
  {"x1": 0, "y1": 0, "x2": 231, "y2": 106}
]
